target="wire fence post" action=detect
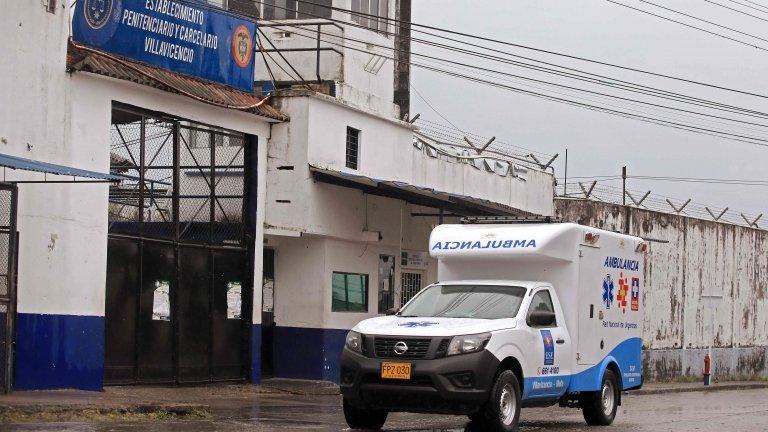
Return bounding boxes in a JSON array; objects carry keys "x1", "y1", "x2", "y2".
[{"x1": 622, "y1": 165, "x2": 627, "y2": 206}]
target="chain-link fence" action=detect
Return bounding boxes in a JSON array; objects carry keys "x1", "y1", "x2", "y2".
[{"x1": 109, "y1": 106, "x2": 247, "y2": 246}]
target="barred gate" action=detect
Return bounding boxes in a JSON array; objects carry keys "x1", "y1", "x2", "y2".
[
  {"x1": 105, "y1": 104, "x2": 255, "y2": 384},
  {"x1": 0, "y1": 184, "x2": 17, "y2": 393}
]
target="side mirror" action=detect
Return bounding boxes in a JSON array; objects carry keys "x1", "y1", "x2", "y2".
[
  {"x1": 384, "y1": 308, "x2": 399, "y2": 316},
  {"x1": 527, "y1": 311, "x2": 556, "y2": 327}
]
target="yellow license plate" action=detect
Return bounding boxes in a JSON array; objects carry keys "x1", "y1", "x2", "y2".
[{"x1": 381, "y1": 362, "x2": 412, "y2": 380}]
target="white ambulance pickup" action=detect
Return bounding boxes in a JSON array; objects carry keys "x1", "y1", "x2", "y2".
[{"x1": 340, "y1": 223, "x2": 646, "y2": 431}]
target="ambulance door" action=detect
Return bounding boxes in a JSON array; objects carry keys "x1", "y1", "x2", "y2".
[
  {"x1": 577, "y1": 246, "x2": 604, "y2": 365},
  {"x1": 522, "y1": 287, "x2": 571, "y2": 399}
]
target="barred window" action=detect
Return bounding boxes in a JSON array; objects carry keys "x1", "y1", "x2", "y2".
[
  {"x1": 263, "y1": 0, "x2": 331, "y2": 20},
  {"x1": 346, "y1": 127, "x2": 360, "y2": 170},
  {"x1": 351, "y1": 0, "x2": 390, "y2": 33},
  {"x1": 400, "y1": 271, "x2": 423, "y2": 305}
]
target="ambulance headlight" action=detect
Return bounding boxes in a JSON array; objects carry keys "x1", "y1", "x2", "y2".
[
  {"x1": 446, "y1": 333, "x2": 491, "y2": 356},
  {"x1": 345, "y1": 331, "x2": 363, "y2": 353}
]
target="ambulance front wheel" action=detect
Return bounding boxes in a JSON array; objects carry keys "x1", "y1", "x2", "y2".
[
  {"x1": 581, "y1": 369, "x2": 619, "y2": 426},
  {"x1": 342, "y1": 397, "x2": 388, "y2": 430},
  {"x1": 477, "y1": 369, "x2": 521, "y2": 432}
]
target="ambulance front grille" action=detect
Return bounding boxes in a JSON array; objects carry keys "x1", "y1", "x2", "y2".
[{"x1": 374, "y1": 337, "x2": 431, "y2": 359}]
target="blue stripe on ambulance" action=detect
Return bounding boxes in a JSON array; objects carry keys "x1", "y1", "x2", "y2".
[{"x1": 522, "y1": 337, "x2": 642, "y2": 400}]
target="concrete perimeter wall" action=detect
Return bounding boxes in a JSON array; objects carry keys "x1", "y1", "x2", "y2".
[{"x1": 556, "y1": 198, "x2": 768, "y2": 381}]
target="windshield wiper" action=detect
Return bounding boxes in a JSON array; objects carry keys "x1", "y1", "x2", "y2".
[{"x1": 398, "y1": 315, "x2": 421, "y2": 318}]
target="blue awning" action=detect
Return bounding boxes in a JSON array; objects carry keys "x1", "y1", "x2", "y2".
[{"x1": 0, "y1": 153, "x2": 123, "y2": 182}]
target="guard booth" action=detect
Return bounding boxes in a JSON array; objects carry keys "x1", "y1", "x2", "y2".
[
  {"x1": 0, "y1": 153, "x2": 127, "y2": 393},
  {"x1": 104, "y1": 104, "x2": 257, "y2": 384}
]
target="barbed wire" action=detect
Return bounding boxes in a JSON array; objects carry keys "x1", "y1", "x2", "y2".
[{"x1": 559, "y1": 182, "x2": 764, "y2": 229}]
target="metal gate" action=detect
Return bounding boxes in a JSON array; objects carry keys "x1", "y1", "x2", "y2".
[
  {"x1": 105, "y1": 105, "x2": 255, "y2": 384},
  {"x1": 0, "y1": 184, "x2": 16, "y2": 393}
]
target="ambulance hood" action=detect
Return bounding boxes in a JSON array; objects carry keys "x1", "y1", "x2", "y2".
[{"x1": 353, "y1": 315, "x2": 518, "y2": 337}]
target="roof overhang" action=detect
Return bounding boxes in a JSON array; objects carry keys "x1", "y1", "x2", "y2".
[
  {"x1": 67, "y1": 41, "x2": 289, "y2": 122},
  {"x1": 0, "y1": 153, "x2": 122, "y2": 184},
  {"x1": 309, "y1": 164, "x2": 532, "y2": 217}
]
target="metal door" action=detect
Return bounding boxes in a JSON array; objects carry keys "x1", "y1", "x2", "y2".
[
  {"x1": 137, "y1": 242, "x2": 175, "y2": 382},
  {"x1": 106, "y1": 105, "x2": 255, "y2": 385},
  {"x1": 261, "y1": 248, "x2": 275, "y2": 377},
  {"x1": 104, "y1": 238, "x2": 140, "y2": 383},
  {"x1": 577, "y1": 246, "x2": 604, "y2": 365},
  {"x1": 211, "y1": 250, "x2": 247, "y2": 380},
  {"x1": 0, "y1": 184, "x2": 17, "y2": 393},
  {"x1": 177, "y1": 246, "x2": 212, "y2": 382},
  {"x1": 378, "y1": 255, "x2": 395, "y2": 313}
]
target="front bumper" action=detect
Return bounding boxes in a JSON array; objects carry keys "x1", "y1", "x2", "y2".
[{"x1": 340, "y1": 348, "x2": 500, "y2": 414}]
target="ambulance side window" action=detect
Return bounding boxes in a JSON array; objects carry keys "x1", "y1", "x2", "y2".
[{"x1": 527, "y1": 290, "x2": 557, "y2": 327}]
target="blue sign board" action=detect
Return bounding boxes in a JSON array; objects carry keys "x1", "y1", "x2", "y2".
[{"x1": 73, "y1": 0, "x2": 256, "y2": 92}]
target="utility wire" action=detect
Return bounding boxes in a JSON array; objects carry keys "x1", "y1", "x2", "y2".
[
  {"x1": 260, "y1": 21, "x2": 768, "y2": 145},
  {"x1": 260, "y1": 19, "x2": 768, "y2": 131},
  {"x1": 724, "y1": 0, "x2": 768, "y2": 14},
  {"x1": 408, "y1": 33, "x2": 768, "y2": 121},
  {"x1": 635, "y1": 0, "x2": 768, "y2": 44},
  {"x1": 283, "y1": 0, "x2": 768, "y2": 100},
  {"x1": 258, "y1": 0, "x2": 768, "y2": 122},
  {"x1": 411, "y1": 83, "x2": 464, "y2": 132},
  {"x1": 704, "y1": 0, "x2": 768, "y2": 23},
  {"x1": 602, "y1": 0, "x2": 768, "y2": 52}
]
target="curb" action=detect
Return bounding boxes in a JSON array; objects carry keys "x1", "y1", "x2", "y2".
[{"x1": 628, "y1": 382, "x2": 768, "y2": 396}]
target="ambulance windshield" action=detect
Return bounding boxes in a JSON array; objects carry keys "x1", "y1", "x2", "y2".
[{"x1": 399, "y1": 285, "x2": 527, "y2": 319}]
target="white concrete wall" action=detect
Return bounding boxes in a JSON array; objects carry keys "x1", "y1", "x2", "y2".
[
  {"x1": 266, "y1": 94, "x2": 555, "y2": 242},
  {"x1": 255, "y1": 22, "x2": 345, "y2": 83},
  {"x1": 1, "y1": 0, "x2": 272, "y2": 321},
  {"x1": 69, "y1": 72, "x2": 271, "y2": 322},
  {"x1": 256, "y1": 0, "x2": 399, "y2": 118},
  {"x1": 0, "y1": 1, "x2": 108, "y2": 317},
  {"x1": 267, "y1": 196, "x2": 445, "y2": 331}
]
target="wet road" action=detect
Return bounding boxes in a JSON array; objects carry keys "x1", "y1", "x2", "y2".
[{"x1": 2, "y1": 388, "x2": 767, "y2": 431}]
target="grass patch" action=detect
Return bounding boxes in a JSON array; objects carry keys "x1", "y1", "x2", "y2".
[{"x1": 0, "y1": 405, "x2": 211, "y2": 424}]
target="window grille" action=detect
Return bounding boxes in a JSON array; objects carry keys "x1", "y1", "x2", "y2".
[
  {"x1": 400, "y1": 272, "x2": 423, "y2": 305},
  {"x1": 346, "y1": 127, "x2": 360, "y2": 170}
]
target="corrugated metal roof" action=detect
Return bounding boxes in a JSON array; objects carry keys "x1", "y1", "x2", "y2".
[
  {"x1": 308, "y1": 164, "x2": 533, "y2": 217},
  {"x1": 67, "y1": 42, "x2": 288, "y2": 122},
  {"x1": 0, "y1": 152, "x2": 123, "y2": 181}
]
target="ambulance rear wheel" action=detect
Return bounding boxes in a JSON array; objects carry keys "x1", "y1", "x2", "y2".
[
  {"x1": 582, "y1": 369, "x2": 619, "y2": 426},
  {"x1": 478, "y1": 370, "x2": 521, "y2": 432},
  {"x1": 342, "y1": 397, "x2": 388, "y2": 430}
]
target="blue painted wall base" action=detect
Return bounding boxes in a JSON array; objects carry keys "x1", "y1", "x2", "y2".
[
  {"x1": 250, "y1": 324, "x2": 262, "y2": 384},
  {"x1": 15, "y1": 313, "x2": 105, "y2": 391},
  {"x1": 272, "y1": 326, "x2": 347, "y2": 383}
]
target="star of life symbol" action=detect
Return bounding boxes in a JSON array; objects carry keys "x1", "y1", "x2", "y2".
[
  {"x1": 398, "y1": 321, "x2": 438, "y2": 328},
  {"x1": 602, "y1": 274, "x2": 614, "y2": 309}
]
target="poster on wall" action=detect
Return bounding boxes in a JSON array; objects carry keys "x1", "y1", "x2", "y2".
[
  {"x1": 226, "y1": 281, "x2": 242, "y2": 319},
  {"x1": 401, "y1": 250, "x2": 429, "y2": 269},
  {"x1": 262, "y1": 279, "x2": 274, "y2": 313},
  {"x1": 72, "y1": 0, "x2": 257, "y2": 92},
  {"x1": 152, "y1": 280, "x2": 170, "y2": 321}
]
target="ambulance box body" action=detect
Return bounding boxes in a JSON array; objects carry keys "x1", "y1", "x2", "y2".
[{"x1": 340, "y1": 223, "x2": 646, "y2": 431}]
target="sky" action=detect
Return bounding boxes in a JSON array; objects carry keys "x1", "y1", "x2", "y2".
[{"x1": 409, "y1": 0, "x2": 768, "y2": 220}]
